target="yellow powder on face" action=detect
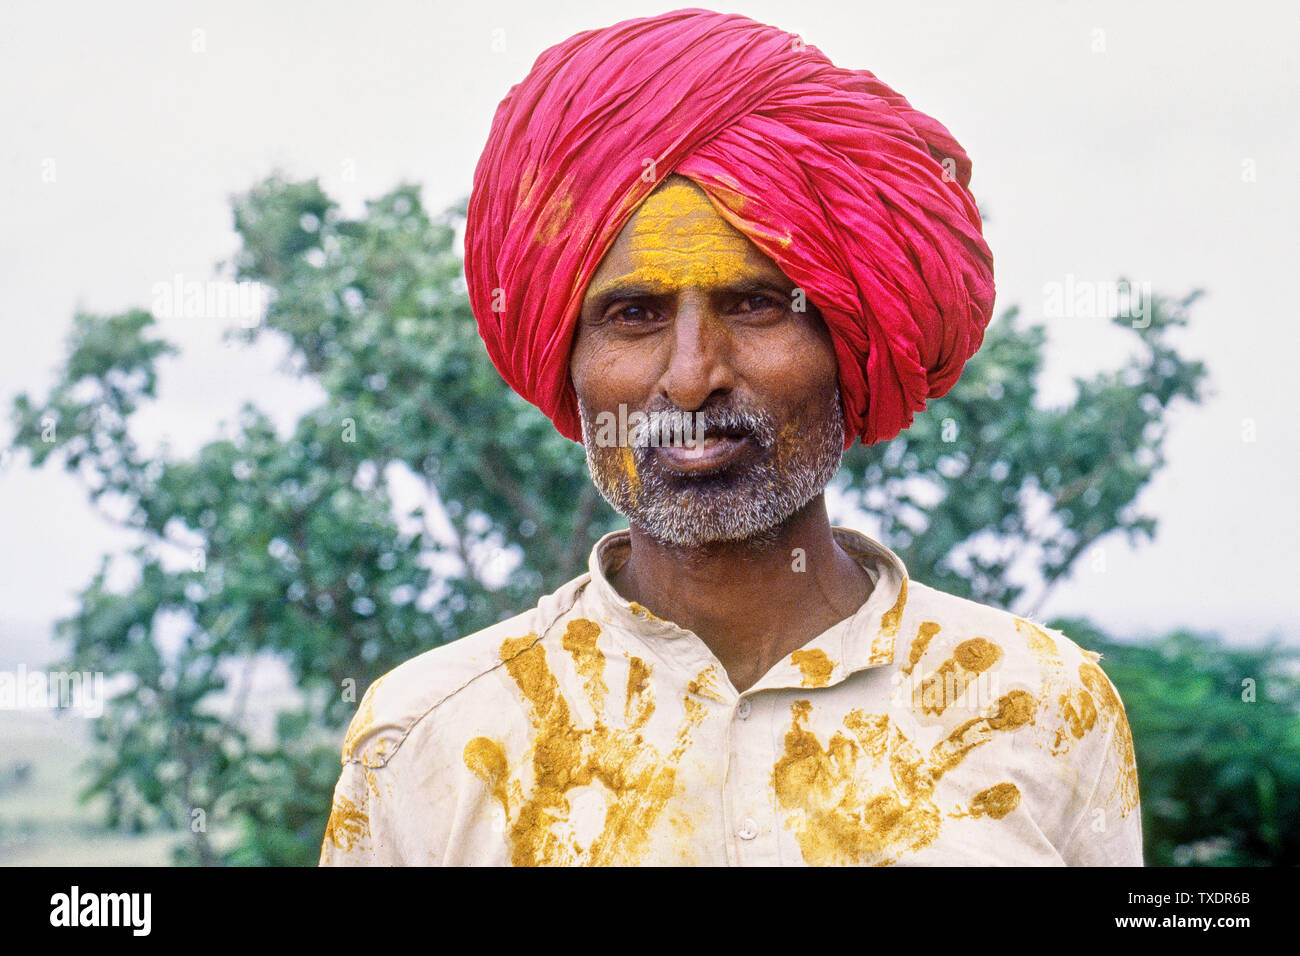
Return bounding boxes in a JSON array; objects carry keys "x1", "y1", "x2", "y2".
[
  {"x1": 620, "y1": 445, "x2": 640, "y2": 499},
  {"x1": 589, "y1": 180, "x2": 754, "y2": 300}
]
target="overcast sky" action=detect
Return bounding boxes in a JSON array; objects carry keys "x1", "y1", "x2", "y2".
[{"x1": 1, "y1": 0, "x2": 1297, "y2": 659}]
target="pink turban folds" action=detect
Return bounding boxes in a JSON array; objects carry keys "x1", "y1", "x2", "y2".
[{"x1": 464, "y1": 8, "x2": 995, "y2": 448}]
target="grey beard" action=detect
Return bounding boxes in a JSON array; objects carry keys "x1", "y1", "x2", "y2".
[{"x1": 579, "y1": 390, "x2": 845, "y2": 549}]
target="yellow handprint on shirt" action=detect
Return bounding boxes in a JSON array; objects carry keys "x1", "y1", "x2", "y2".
[
  {"x1": 773, "y1": 688, "x2": 1037, "y2": 865},
  {"x1": 464, "y1": 619, "x2": 706, "y2": 866}
]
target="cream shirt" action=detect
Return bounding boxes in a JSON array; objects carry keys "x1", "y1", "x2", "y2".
[{"x1": 319, "y1": 528, "x2": 1142, "y2": 866}]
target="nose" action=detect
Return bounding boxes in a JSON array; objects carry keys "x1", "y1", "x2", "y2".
[{"x1": 657, "y1": 291, "x2": 735, "y2": 412}]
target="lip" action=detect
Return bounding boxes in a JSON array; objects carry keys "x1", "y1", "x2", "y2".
[{"x1": 654, "y1": 434, "x2": 752, "y2": 473}]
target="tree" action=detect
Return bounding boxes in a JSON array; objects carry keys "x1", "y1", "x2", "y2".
[
  {"x1": 838, "y1": 286, "x2": 1207, "y2": 615},
  {"x1": 1052, "y1": 619, "x2": 1300, "y2": 866},
  {"x1": 9, "y1": 175, "x2": 1210, "y2": 864}
]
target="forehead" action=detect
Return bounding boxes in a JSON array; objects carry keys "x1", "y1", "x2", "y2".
[{"x1": 584, "y1": 176, "x2": 790, "y2": 302}]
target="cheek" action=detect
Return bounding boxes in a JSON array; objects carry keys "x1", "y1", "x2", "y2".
[
  {"x1": 569, "y1": 333, "x2": 613, "y2": 408},
  {"x1": 571, "y1": 338, "x2": 661, "y2": 412},
  {"x1": 740, "y1": 324, "x2": 838, "y2": 405}
]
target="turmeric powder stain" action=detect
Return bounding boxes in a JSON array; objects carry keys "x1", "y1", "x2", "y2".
[
  {"x1": 464, "y1": 736, "x2": 510, "y2": 815},
  {"x1": 686, "y1": 664, "x2": 727, "y2": 702},
  {"x1": 1060, "y1": 687, "x2": 1098, "y2": 740},
  {"x1": 535, "y1": 186, "x2": 574, "y2": 245},
  {"x1": 969, "y1": 782, "x2": 1021, "y2": 819},
  {"x1": 790, "y1": 648, "x2": 834, "y2": 688},
  {"x1": 880, "y1": 578, "x2": 908, "y2": 637},
  {"x1": 1079, "y1": 661, "x2": 1140, "y2": 814},
  {"x1": 561, "y1": 618, "x2": 607, "y2": 711},
  {"x1": 342, "y1": 674, "x2": 386, "y2": 764},
  {"x1": 464, "y1": 626, "x2": 707, "y2": 865},
  {"x1": 628, "y1": 601, "x2": 660, "y2": 622},
  {"x1": 625, "y1": 656, "x2": 653, "y2": 726},
  {"x1": 1014, "y1": 617, "x2": 1101, "y2": 756},
  {"x1": 903, "y1": 621, "x2": 941, "y2": 676},
  {"x1": 918, "y1": 638, "x2": 1002, "y2": 715},
  {"x1": 1015, "y1": 618, "x2": 1060, "y2": 665},
  {"x1": 772, "y1": 689, "x2": 1036, "y2": 866},
  {"x1": 323, "y1": 795, "x2": 370, "y2": 852}
]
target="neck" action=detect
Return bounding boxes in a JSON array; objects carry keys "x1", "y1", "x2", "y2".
[{"x1": 610, "y1": 494, "x2": 874, "y2": 692}]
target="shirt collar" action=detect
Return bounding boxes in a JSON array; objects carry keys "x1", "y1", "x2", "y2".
[{"x1": 584, "y1": 526, "x2": 909, "y2": 694}]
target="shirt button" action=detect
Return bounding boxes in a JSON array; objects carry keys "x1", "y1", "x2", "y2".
[
  {"x1": 737, "y1": 818, "x2": 759, "y2": 841},
  {"x1": 737, "y1": 699, "x2": 752, "y2": 720}
]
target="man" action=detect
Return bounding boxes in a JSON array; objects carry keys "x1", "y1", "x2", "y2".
[{"x1": 320, "y1": 9, "x2": 1142, "y2": 866}]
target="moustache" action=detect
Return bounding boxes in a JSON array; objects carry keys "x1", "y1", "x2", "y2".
[{"x1": 635, "y1": 403, "x2": 777, "y2": 451}]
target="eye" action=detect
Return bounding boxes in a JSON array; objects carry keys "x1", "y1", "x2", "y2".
[
  {"x1": 735, "y1": 293, "x2": 783, "y2": 314},
  {"x1": 608, "y1": 304, "x2": 657, "y2": 324}
]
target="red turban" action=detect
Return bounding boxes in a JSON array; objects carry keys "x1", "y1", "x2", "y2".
[{"x1": 465, "y1": 7, "x2": 995, "y2": 448}]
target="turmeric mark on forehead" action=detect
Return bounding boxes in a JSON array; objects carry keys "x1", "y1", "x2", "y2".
[{"x1": 617, "y1": 181, "x2": 753, "y2": 293}]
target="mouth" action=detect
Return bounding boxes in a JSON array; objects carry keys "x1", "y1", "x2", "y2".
[{"x1": 653, "y1": 429, "x2": 754, "y2": 474}]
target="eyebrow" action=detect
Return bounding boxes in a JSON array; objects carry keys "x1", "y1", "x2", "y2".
[{"x1": 584, "y1": 276, "x2": 793, "y2": 317}]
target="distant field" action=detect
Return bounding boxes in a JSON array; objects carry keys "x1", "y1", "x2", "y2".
[
  {"x1": 0, "y1": 709, "x2": 175, "y2": 866},
  {"x1": 1, "y1": 626, "x2": 310, "y2": 867}
]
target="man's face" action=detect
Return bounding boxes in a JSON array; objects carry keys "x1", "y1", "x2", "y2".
[{"x1": 569, "y1": 175, "x2": 845, "y2": 548}]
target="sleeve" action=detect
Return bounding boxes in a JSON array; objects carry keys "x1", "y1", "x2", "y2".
[
  {"x1": 318, "y1": 757, "x2": 381, "y2": 866},
  {"x1": 319, "y1": 676, "x2": 391, "y2": 866},
  {"x1": 1056, "y1": 663, "x2": 1144, "y2": 866}
]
